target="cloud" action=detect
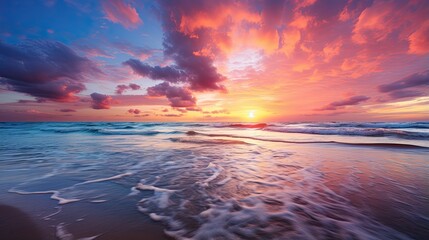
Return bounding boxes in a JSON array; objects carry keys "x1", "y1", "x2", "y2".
[
  {"x1": 388, "y1": 90, "x2": 426, "y2": 100},
  {"x1": 408, "y1": 20, "x2": 429, "y2": 54},
  {"x1": 1, "y1": 79, "x2": 86, "y2": 102},
  {"x1": 18, "y1": 99, "x2": 47, "y2": 104},
  {"x1": 115, "y1": 85, "x2": 126, "y2": 94},
  {"x1": 323, "y1": 39, "x2": 343, "y2": 62},
  {"x1": 0, "y1": 40, "x2": 98, "y2": 102},
  {"x1": 210, "y1": 109, "x2": 230, "y2": 114},
  {"x1": 115, "y1": 83, "x2": 141, "y2": 94},
  {"x1": 302, "y1": 0, "x2": 347, "y2": 22},
  {"x1": 110, "y1": 94, "x2": 168, "y2": 106},
  {"x1": 134, "y1": 113, "x2": 150, "y2": 117},
  {"x1": 101, "y1": 0, "x2": 142, "y2": 29},
  {"x1": 162, "y1": 114, "x2": 183, "y2": 117},
  {"x1": 59, "y1": 109, "x2": 76, "y2": 112},
  {"x1": 351, "y1": 1, "x2": 398, "y2": 44},
  {"x1": 160, "y1": 27, "x2": 226, "y2": 91},
  {"x1": 318, "y1": 95, "x2": 370, "y2": 111},
  {"x1": 129, "y1": 83, "x2": 140, "y2": 90},
  {"x1": 124, "y1": 59, "x2": 184, "y2": 83},
  {"x1": 122, "y1": 0, "x2": 234, "y2": 107},
  {"x1": 111, "y1": 42, "x2": 152, "y2": 60},
  {"x1": 378, "y1": 70, "x2": 429, "y2": 92},
  {"x1": 128, "y1": 108, "x2": 140, "y2": 114},
  {"x1": 175, "y1": 108, "x2": 187, "y2": 113},
  {"x1": 147, "y1": 82, "x2": 196, "y2": 108},
  {"x1": 90, "y1": 92, "x2": 112, "y2": 109},
  {"x1": 351, "y1": 0, "x2": 429, "y2": 49},
  {"x1": 76, "y1": 45, "x2": 113, "y2": 58},
  {"x1": 186, "y1": 107, "x2": 202, "y2": 111}
]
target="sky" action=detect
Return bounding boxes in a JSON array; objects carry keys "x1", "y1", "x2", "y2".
[{"x1": 0, "y1": 0, "x2": 428, "y2": 122}]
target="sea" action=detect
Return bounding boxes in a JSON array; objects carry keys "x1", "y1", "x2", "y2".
[{"x1": 0, "y1": 122, "x2": 428, "y2": 240}]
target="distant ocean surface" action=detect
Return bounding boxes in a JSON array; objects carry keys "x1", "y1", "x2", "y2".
[{"x1": 0, "y1": 122, "x2": 428, "y2": 239}]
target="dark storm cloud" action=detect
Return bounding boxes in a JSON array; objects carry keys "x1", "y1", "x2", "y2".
[
  {"x1": 0, "y1": 40, "x2": 99, "y2": 102},
  {"x1": 318, "y1": 95, "x2": 370, "y2": 111}
]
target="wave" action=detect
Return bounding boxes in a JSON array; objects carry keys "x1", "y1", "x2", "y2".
[
  {"x1": 220, "y1": 123, "x2": 268, "y2": 129},
  {"x1": 7, "y1": 122, "x2": 429, "y2": 140},
  {"x1": 186, "y1": 131, "x2": 429, "y2": 149},
  {"x1": 264, "y1": 126, "x2": 429, "y2": 140},
  {"x1": 41, "y1": 128, "x2": 182, "y2": 136},
  {"x1": 170, "y1": 137, "x2": 248, "y2": 145},
  {"x1": 305, "y1": 122, "x2": 429, "y2": 129},
  {"x1": 212, "y1": 122, "x2": 429, "y2": 139}
]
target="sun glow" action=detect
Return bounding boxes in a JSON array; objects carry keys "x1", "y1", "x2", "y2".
[{"x1": 248, "y1": 110, "x2": 255, "y2": 118}]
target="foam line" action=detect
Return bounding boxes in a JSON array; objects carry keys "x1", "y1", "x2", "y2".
[
  {"x1": 9, "y1": 189, "x2": 80, "y2": 205},
  {"x1": 186, "y1": 131, "x2": 428, "y2": 149},
  {"x1": 76, "y1": 172, "x2": 133, "y2": 186}
]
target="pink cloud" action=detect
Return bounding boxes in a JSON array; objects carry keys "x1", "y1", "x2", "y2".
[
  {"x1": 101, "y1": 0, "x2": 142, "y2": 29},
  {"x1": 409, "y1": 20, "x2": 429, "y2": 54},
  {"x1": 352, "y1": 1, "x2": 397, "y2": 44}
]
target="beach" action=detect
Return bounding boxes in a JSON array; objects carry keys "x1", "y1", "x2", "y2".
[{"x1": 0, "y1": 122, "x2": 428, "y2": 239}]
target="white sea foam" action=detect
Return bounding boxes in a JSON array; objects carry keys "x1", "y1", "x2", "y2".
[
  {"x1": 76, "y1": 172, "x2": 133, "y2": 185},
  {"x1": 56, "y1": 223, "x2": 101, "y2": 240},
  {"x1": 9, "y1": 189, "x2": 80, "y2": 205},
  {"x1": 136, "y1": 183, "x2": 176, "y2": 209},
  {"x1": 43, "y1": 206, "x2": 62, "y2": 220},
  {"x1": 90, "y1": 199, "x2": 107, "y2": 203},
  {"x1": 198, "y1": 162, "x2": 223, "y2": 187},
  {"x1": 136, "y1": 183, "x2": 176, "y2": 193}
]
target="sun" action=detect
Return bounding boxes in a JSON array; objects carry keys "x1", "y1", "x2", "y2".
[{"x1": 248, "y1": 110, "x2": 255, "y2": 119}]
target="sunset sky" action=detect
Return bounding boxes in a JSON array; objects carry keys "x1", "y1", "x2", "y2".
[{"x1": 0, "y1": 0, "x2": 428, "y2": 122}]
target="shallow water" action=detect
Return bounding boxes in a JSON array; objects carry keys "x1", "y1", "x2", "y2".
[{"x1": 0, "y1": 122, "x2": 428, "y2": 239}]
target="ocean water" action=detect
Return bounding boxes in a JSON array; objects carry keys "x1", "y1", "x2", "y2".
[{"x1": 0, "y1": 122, "x2": 428, "y2": 240}]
